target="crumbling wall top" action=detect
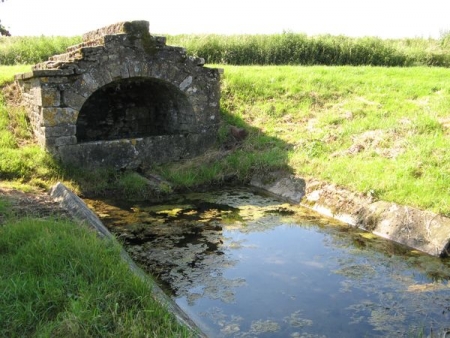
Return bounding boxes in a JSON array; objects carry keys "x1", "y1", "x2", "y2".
[{"x1": 82, "y1": 20, "x2": 150, "y2": 42}]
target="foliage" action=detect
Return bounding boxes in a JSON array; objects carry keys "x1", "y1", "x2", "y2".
[
  {"x1": 167, "y1": 33, "x2": 450, "y2": 67},
  {"x1": 0, "y1": 0, "x2": 10, "y2": 36}
]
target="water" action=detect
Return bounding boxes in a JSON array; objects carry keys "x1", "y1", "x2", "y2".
[{"x1": 87, "y1": 188, "x2": 450, "y2": 337}]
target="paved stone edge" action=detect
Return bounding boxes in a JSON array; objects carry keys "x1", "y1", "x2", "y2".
[
  {"x1": 49, "y1": 182, "x2": 208, "y2": 337},
  {"x1": 250, "y1": 172, "x2": 450, "y2": 257}
]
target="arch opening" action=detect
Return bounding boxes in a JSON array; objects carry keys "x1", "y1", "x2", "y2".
[{"x1": 77, "y1": 77, "x2": 195, "y2": 142}]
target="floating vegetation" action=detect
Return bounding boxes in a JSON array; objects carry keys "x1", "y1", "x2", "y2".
[
  {"x1": 283, "y1": 310, "x2": 313, "y2": 328},
  {"x1": 90, "y1": 187, "x2": 450, "y2": 337},
  {"x1": 247, "y1": 319, "x2": 280, "y2": 334}
]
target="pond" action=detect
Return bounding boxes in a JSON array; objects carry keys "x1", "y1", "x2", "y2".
[{"x1": 87, "y1": 188, "x2": 450, "y2": 337}]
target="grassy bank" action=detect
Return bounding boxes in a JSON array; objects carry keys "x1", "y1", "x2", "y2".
[
  {"x1": 0, "y1": 210, "x2": 194, "y2": 337},
  {"x1": 157, "y1": 65, "x2": 450, "y2": 216}
]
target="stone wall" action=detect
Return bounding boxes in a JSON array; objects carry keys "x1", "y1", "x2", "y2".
[{"x1": 15, "y1": 21, "x2": 221, "y2": 169}]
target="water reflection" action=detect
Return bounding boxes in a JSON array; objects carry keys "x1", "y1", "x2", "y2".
[{"x1": 87, "y1": 188, "x2": 450, "y2": 337}]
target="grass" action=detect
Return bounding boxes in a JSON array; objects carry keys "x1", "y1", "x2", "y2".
[
  {"x1": 1, "y1": 63, "x2": 449, "y2": 215},
  {"x1": 0, "y1": 214, "x2": 194, "y2": 337},
  {"x1": 1, "y1": 34, "x2": 449, "y2": 67},
  {"x1": 157, "y1": 65, "x2": 450, "y2": 216},
  {"x1": 0, "y1": 36, "x2": 81, "y2": 65}
]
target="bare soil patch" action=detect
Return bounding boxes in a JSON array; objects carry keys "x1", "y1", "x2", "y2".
[{"x1": 0, "y1": 186, "x2": 70, "y2": 224}]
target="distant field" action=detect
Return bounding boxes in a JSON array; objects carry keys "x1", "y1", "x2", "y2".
[{"x1": 166, "y1": 33, "x2": 450, "y2": 67}]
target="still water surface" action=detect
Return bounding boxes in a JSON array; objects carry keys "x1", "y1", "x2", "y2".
[{"x1": 88, "y1": 188, "x2": 450, "y2": 337}]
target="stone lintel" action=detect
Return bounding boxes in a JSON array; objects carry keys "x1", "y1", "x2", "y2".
[{"x1": 15, "y1": 69, "x2": 75, "y2": 81}]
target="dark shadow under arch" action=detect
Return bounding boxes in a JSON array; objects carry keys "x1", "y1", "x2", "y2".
[{"x1": 77, "y1": 77, "x2": 195, "y2": 142}]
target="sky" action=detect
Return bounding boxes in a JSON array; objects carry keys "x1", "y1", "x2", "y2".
[{"x1": 2, "y1": 0, "x2": 450, "y2": 39}]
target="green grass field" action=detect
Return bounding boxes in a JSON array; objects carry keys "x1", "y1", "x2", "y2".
[{"x1": 166, "y1": 33, "x2": 450, "y2": 66}]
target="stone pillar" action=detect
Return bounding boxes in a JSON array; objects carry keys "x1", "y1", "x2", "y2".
[{"x1": 15, "y1": 71, "x2": 79, "y2": 152}]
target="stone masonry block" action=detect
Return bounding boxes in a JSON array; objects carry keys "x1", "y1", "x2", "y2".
[
  {"x1": 42, "y1": 107, "x2": 79, "y2": 127},
  {"x1": 54, "y1": 136, "x2": 78, "y2": 147},
  {"x1": 63, "y1": 90, "x2": 87, "y2": 110},
  {"x1": 41, "y1": 87, "x2": 60, "y2": 107},
  {"x1": 42, "y1": 124, "x2": 76, "y2": 138}
]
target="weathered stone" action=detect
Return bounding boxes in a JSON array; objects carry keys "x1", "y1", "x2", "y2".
[
  {"x1": 42, "y1": 87, "x2": 60, "y2": 107},
  {"x1": 15, "y1": 20, "x2": 221, "y2": 169},
  {"x1": 42, "y1": 125, "x2": 76, "y2": 138},
  {"x1": 41, "y1": 108, "x2": 79, "y2": 126},
  {"x1": 53, "y1": 136, "x2": 78, "y2": 147}
]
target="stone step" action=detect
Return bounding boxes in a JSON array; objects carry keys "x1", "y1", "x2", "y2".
[{"x1": 66, "y1": 37, "x2": 105, "y2": 53}]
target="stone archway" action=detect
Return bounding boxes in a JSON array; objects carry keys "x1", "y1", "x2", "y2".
[
  {"x1": 76, "y1": 78, "x2": 195, "y2": 142},
  {"x1": 15, "y1": 21, "x2": 221, "y2": 169}
]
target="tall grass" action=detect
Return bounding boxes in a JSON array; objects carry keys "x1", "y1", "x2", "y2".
[
  {"x1": 167, "y1": 33, "x2": 450, "y2": 67},
  {"x1": 1, "y1": 33, "x2": 449, "y2": 67},
  {"x1": 0, "y1": 36, "x2": 81, "y2": 65}
]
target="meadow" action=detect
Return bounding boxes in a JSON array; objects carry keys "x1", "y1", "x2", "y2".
[
  {"x1": 2, "y1": 33, "x2": 450, "y2": 66},
  {"x1": 159, "y1": 65, "x2": 450, "y2": 215}
]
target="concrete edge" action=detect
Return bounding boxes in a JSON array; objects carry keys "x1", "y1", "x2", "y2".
[
  {"x1": 250, "y1": 173, "x2": 450, "y2": 258},
  {"x1": 49, "y1": 182, "x2": 208, "y2": 338}
]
